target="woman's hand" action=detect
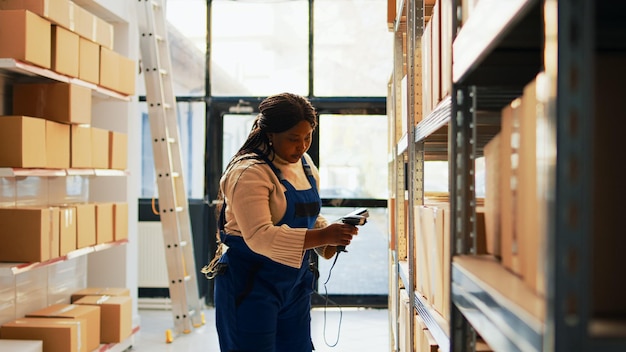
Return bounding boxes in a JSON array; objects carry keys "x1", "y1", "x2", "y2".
[
  {"x1": 322, "y1": 223, "x2": 359, "y2": 247},
  {"x1": 304, "y1": 223, "x2": 358, "y2": 250}
]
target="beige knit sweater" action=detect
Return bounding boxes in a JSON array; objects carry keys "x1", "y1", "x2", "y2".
[{"x1": 220, "y1": 152, "x2": 331, "y2": 268}]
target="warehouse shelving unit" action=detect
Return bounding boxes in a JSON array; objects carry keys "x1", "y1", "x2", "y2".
[
  {"x1": 389, "y1": 0, "x2": 626, "y2": 351},
  {"x1": 0, "y1": 0, "x2": 140, "y2": 349}
]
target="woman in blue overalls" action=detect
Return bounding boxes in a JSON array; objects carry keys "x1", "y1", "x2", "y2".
[{"x1": 207, "y1": 93, "x2": 358, "y2": 352}]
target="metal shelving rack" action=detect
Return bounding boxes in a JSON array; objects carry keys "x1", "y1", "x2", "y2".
[{"x1": 390, "y1": 0, "x2": 626, "y2": 351}]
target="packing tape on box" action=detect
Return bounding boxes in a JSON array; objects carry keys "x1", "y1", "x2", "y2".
[{"x1": 96, "y1": 295, "x2": 111, "y2": 304}]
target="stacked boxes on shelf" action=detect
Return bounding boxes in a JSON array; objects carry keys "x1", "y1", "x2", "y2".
[
  {"x1": 0, "y1": 0, "x2": 135, "y2": 96},
  {"x1": 0, "y1": 285, "x2": 132, "y2": 351}
]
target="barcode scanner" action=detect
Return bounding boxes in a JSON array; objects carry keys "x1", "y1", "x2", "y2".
[{"x1": 337, "y1": 208, "x2": 369, "y2": 252}]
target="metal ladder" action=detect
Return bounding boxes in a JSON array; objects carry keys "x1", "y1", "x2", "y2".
[{"x1": 136, "y1": 0, "x2": 205, "y2": 342}]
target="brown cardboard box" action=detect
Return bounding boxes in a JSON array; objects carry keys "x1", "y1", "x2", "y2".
[
  {"x1": 0, "y1": 115, "x2": 47, "y2": 168},
  {"x1": 94, "y1": 15, "x2": 113, "y2": 49},
  {"x1": 70, "y1": 287, "x2": 130, "y2": 303},
  {"x1": 440, "y1": 0, "x2": 453, "y2": 100},
  {"x1": 0, "y1": 9, "x2": 50, "y2": 68},
  {"x1": 118, "y1": 55, "x2": 136, "y2": 96},
  {"x1": 91, "y1": 127, "x2": 110, "y2": 169},
  {"x1": 416, "y1": 206, "x2": 431, "y2": 301},
  {"x1": 0, "y1": 0, "x2": 71, "y2": 28},
  {"x1": 69, "y1": 2, "x2": 93, "y2": 39},
  {"x1": 45, "y1": 120, "x2": 70, "y2": 169},
  {"x1": 26, "y1": 303, "x2": 100, "y2": 352},
  {"x1": 95, "y1": 202, "x2": 113, "y2": 244},
  {"x1": 518, "y1": 75, "x2": 542, "y2": 293},
  {"x1": 73, "y1": 295, "x2": 132, "y2": 343},
  {"x1": 113, "y1": 202, "x2": 128, "y2": 241},
  {"x1": 78, "y1": 37, "x2": 99, "y2": 84},
  {"x1": 421, "y1": 205, "x2": 444, "y2": 310},
  {"x1": 51, "y1": 24, "x2": 79, "y2": 77},
  {"x1": 100, "y1": 47, "x2": 136, "y2": 95},
  {"x1": 70, "y1": 125, "x2": 92, "y2": 168},
  {"x1": 422, "y1": 20, "x2": 432, "y2": 118},
  {"x1": 483, "y1": 133, "x2": 501, "y2": 256},
  {"x1": 99, "y1": 46, "x2": 118, "y2": 92},
  {"x1": 109, "y1": 131, "x2": 128, "y2": 170},
  {"x1": 499, "y1": 98, "x2": 522, "y2": 275},
  {"x1": 59, "y1": 206, "x2": 77, "y2": 256},
  {"x1": 13, "y1": 82, "x2": 92, "y2": 125},
  {"x1": 0, "y1": 317, "x2": 83, "y2": 352},
  {"x1": 431, "y1": 1, "x2": 441, "y2": 108},
  {"x1": 0, "y1": 206, "x2": 59, "y2": 262},
  {"x1": 75, "y1": 203, "x2": 96, "y2": 248}
]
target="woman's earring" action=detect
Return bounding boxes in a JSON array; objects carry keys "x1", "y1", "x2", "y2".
[{"x1": 269, "y1": 141, "x2": 273, "y2": 147}]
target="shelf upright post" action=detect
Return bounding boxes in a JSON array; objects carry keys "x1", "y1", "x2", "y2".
[
  {"x1": 543, "y1": 0, "x2": 594, "y2": 351},
  {"x1": 406, "y1": 0, "x2": 425, "y2": 350},
  {"x1": 390, "y1": 23, "x2": 405, "y2": 351},
  {"x1": 449, "y1": 1, "x2": 478, "y2": 350}
]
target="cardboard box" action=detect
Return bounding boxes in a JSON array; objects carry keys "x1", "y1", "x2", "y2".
[
  {"x1": 118, "y1": 55, "x2": 136, "y2": 96},
  {"x1": 0, "y1": 9, "x2": 51, "y2": 68},
  {"x1": 51, "y1": 24, "x2": 79, "y2": 77},
  {"x1": 0, "y1": 207, "x2": 59, "y2": 262},
  {"x1": 94, "y1": 15, "x2": 113, "y2": 49},
  {"x1": 75, "y1": 203, "x2": 95, "y2": 248},
  {"x1": 100, "y1": 47, "x2": 135, "y2": 95},
  {"x1": 0, "y1": 115, "x2": 47, "y2": 168},
  {"x1": 13, "y1": 82, "x2": 92, "y2": 125},
  {"x1": 484, "y1": 133, "x2": 501, "y2": 256},
  {"x1": 109, "y1": 131, "x2": 127, "y2": 170},
  {"x1": 91, "y1": 127, "x2": 110, "y2": 169},
  {"x1": 70, "y1": 125, "x2": 92, "y2": 168},
  {"x1": 518, "y1": 75, "x2": 542, "y2": 293},
  {"x1": 59, "y1": 206, "x2": 76, "y2": 256},
  {"x1": 26, "y1": 304, "x2": 101, "y2": 352},
  {"x1": 78, "y1": 37, "x2": 99, "y2": 84},
  {"x1": 0, "y1": 317, "x2": 83, "y2": 352},
  {"x1": 113, "y1": 202, "x2": 128, "y2": 241},
  {"x1": 0, "y1": 0, "x2": 71, "y2": 28},
  {"x1": 499, "y1": 98, "x2": 522, "y2": 275},
  {"x1": 73, "y1": 295, "x2": 132, "y2": 343},
  {"x1": 45, "y1": 120, "x2": 70, "y2": 169},
  {"x1": 70, "y1": 287, "x2": 130, "y2": 303},
  {"x1": 95, "y1": 202, "x2": 113, "y2": 244},
  {"x1": 0, "y1": 339, "x2": 42, "y2": 352},
  {"x1": 69, "y1": 2, "x2": 93, "y2": 39}
]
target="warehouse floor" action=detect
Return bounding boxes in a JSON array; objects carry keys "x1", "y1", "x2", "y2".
[{"x1": 130, "y1": 307, "x2": 389, "y2": 351}]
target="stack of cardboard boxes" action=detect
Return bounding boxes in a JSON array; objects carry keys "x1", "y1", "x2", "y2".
[
  {"x1": 0, "y1": 287, "x2": 133, "y2": 352},
  {"x1": 0, "y1": 1, "x2": 134, "y2": 350},
  {"x1": 0, "y1": 0, "x2": 133, "y2": 264}
]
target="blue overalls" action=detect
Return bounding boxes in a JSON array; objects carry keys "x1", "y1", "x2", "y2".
[{"x1": 214, "y1": 154, "x2": 321, "y2": 352}]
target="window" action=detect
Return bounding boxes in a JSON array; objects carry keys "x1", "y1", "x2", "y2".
[
  {"x1": 210, "y1": 1, "x2": 309, "y2": 96},
  {"x1": 313, "y1": 0, "x2": 393, "y2": 97}
]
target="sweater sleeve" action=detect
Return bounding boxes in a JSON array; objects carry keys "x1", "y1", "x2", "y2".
[{"x1": 226, "y1": 162, "x2": 307, "y2": 268}]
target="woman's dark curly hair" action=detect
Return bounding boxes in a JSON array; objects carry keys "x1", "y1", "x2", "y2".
[{"x1": 224, "y1": 92, "x2": 318, "y2": 172}]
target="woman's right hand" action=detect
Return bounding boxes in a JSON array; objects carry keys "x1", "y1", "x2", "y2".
[{"x1": 321, "y1": 222, "x2": 359, "y2": 247}]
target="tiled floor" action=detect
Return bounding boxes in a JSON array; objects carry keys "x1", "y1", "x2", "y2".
[{"x1": 129, "y1": 306, "x2": 389, "y2": 352}]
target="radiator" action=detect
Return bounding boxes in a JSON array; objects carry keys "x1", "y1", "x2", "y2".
[{"x1": 138, "y1": 221, "x2": 169, "y2": 288}]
